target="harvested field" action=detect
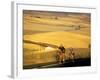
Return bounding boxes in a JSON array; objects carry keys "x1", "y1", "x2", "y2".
[{"x1": 23, "y1": 10, "x2": 91, "y2": 69}]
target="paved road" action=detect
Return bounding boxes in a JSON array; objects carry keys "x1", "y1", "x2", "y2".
[{"x1": 23, "y1": 58, "x2": 90, "y2": 69}]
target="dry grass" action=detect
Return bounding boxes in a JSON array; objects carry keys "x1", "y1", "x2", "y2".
[
  {"x1": 23, "y1": 11, "x2": 91, "y2": 66},
  {"x1": 24, "y1": 31, "x2": 90, "y2": 48}
]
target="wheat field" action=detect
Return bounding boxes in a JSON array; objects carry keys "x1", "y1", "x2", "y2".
[{"x1": 23, "y1": 10, "x2": 91, "y2": 68}]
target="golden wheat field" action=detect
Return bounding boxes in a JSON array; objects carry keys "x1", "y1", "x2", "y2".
[{"x1": 23, "y1": 10, "x2": 91, "y2": 68}]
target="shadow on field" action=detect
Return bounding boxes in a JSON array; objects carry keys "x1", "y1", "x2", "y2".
[{"x1": 23, "y1": 58, "x2": 91, "y2": 69}]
